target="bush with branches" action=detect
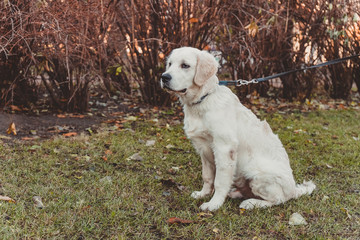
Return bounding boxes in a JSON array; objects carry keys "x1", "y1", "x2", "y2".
[
  {"x1": 110, "y1": 0, "x2": 221, "y2": 105},
  {"x1": 0, "y1": 1, "x2": 39, "y2": 107},
  {"x1": 1, "y1": 0, "x2": 359, "y2": 112},
  {"x1": 216, "y1": 0, "x2": 360, "y2": 101}
]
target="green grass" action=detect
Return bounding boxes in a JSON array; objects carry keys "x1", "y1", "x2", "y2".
[{"x1": 0, "y1": 110, "x2": 359, "y2": 239}]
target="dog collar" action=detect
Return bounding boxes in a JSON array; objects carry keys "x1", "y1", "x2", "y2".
[{"x1": 192, "y1": 93, "x2": 210, "y2": 105}]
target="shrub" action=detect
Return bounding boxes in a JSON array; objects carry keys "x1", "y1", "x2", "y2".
[
  {"x1": 1, "y1": 0, "x2": 359, "y2": 111},
  {"x1": 0, "y1": 1, "x2": 39, "y2": 107},
  {"x1": 111, "y1": 0, "x2": 220, "y2": 105}
]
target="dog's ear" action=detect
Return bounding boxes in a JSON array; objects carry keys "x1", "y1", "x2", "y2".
[{"x1": 194, "y1": 51, "x2": 218, "y2": 86}]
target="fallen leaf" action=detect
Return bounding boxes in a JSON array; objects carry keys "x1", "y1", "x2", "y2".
[
  {"x1": 81, "y1": 205, "x2": 91, "y2": 211},
  {"x1": 86, "y1": 127, "x2": 93, "y2": 134},
  {"x1": 29, "y1": 130, "x2": 37, "y2": 135},
  {"x1": 125, "y1": 116, "x2": 137, "y2": 121},
  {"x1": 0, "y1": 134, "x2": 11, "y2": 140},
  {"x1": 10, "y1": 105, "x2": 22, "y2": 111},
  {"x1": 240, "y1": 208, "x2": 246, "y2": 214},
  {"x1": 28, "y1": 145, "x2": 41, "y2": 152},
  {"x1": 7, "y1": 122, "x2": 17, "y2": 135},
  {"x1": 62, "y1": 132, "x2": 77, "y2": 137},
  {"x1": 167, "y1": 217, "x2": 194, "y2": 225},
  {"x1": 326, "y1": 164, "x2": 333, "y2": 169},
  {"x1": 294, "y1": 129, "x2": 304, "y2": 134},
  {"x1": 0, "y1": 195, "x2": 15, "y2": 203},
  {"x1": 57, "y1": 114, "x2": 67, "y2": 118},
  {"x1": 340, "y1": 208, "x2": 352, "y2": 219},
  {"x1": 197, "y1": 212, "x2": 213, "y2": 218},
  {"x1": 69, "y1": 114, "x2": 85, "y2": 119},
  {"x1": 171, "y1": 166, "x2": 180, "y2": 171},
  {"x1": 104, "y1": 149, "x2": 113, "y2": 155},
  {"x1": 275, "y1": 212, "x2": 285, "y2": 220},
  {"x1": 338, "y1": 104, "x2": 346, "y2": 109},
  {"x1": 213, "y1": 228, "x2": 220, "y2": 233},
  {"x1": 150, "y1": 118, "x2": 159, "y2": 123}
]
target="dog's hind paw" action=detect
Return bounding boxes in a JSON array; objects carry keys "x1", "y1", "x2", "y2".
[{"x1": 239, "y1": 198, "x2": 274, "y2": 210}]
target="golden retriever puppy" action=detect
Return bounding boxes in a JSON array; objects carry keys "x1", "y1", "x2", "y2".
[{"x1": 160, "y1": 47, "x2": 315, "y2": 211}]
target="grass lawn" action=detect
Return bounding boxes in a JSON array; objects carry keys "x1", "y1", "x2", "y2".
[{"x1": 0, "y1": 109, "x2": 359, "y2": 239}]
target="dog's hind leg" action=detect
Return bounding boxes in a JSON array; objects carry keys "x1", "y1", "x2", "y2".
[
  {"x1": 239, "y1": 174, "x2": 296, "y2": 210},
  {"x1": 239, "y1": 198, "x2": 275, "y2": 209}
]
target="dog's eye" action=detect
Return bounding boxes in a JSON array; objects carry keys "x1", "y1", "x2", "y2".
[{"x1": 181, "y1": 63, "x2": 190, "y2": 69}]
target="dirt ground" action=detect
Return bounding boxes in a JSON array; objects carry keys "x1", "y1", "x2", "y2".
[
  {"x1": 1, "y1": 88, "x2": 359, "y2": 143},
  {"x1": 0, "y1": 112, "x2": 102, "y2": 140},
  {"x1": 0, "y1": 96, "x2": 137, "y2": 142}
]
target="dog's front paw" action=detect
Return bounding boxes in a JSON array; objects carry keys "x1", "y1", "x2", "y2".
[
  {"x1": 199, "y1": 201, "x2": 222, "y2": 212},
  {"x1": 191, "y1": 191, "x2": 207, "y2": 199}
]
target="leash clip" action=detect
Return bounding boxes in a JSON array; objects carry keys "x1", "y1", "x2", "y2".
[{"x1": 236, "y1": 79, "x2": 258, "y2": 87}]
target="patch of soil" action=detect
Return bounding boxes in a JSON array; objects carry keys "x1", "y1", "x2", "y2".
[
  {"x1": 0, "y1": 112, "x2": 103, "y2": 140},
  {"x1": 0, "y1": 96, "x2": 139, "y2": 142},
  {"x1": 1, "y1": 89, "x2": 359, "y2": 143}
]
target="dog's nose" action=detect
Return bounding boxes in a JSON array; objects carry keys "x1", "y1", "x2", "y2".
[{"x1": 161, "y1": 73, "x2": 172, "y2": 83}]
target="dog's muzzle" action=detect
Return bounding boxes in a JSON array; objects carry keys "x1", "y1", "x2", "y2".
[
  {"x1": 160, "y1": 73, "x2": 187, "y2": 93},
  {"x1": 161, "y1": 73, "x2": 173, "y2": 89},
  {"x1": 160, "y1": 73, "x2": 171, "y2": 90}
]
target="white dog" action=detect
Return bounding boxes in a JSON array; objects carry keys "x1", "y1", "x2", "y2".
[{"x1": 160, "y1": 47, "x2": 315, "y2": 211}]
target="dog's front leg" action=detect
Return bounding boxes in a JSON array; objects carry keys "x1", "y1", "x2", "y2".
[
  {"x1": 199, "y1": 145, "x2": 235, "y2": 211},
  {"x1": 191, "y1": 145, "x2": 215, "y2": 199}
]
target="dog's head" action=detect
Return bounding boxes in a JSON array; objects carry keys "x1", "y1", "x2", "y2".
[{"x1": 160, "y1": 47, "x2": 219, "y2": 101}]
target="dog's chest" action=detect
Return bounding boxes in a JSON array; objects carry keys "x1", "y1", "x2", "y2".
[{"x1": 183, "y1": 110, "x2": 212, "y2": 143}]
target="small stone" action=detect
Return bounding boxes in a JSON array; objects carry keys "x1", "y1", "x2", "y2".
[
  {"x1": 166, "y1": 144, "x2": 175, "y2": 149},
  {"x1": 146, "y1": 140, "x2": 156, "y2": 146},
  {"x1": 322, "y1": 195, "x2": 330, "y2": 201},
  {"x1": 33, "y1": 196, "x2": 45, "y2": 209},
  {"x1": 289, "y1": 212, "x2": 307, "y2": 225},
  {"x1": 162, "y1": 191, "x2": 171, "y2": 196},
  {"x1": 99, "y1": 176, "x2": 112, "y2": 184},
  {"x1": 127, "y1": 153, "x2": 144, "y2": 161}
]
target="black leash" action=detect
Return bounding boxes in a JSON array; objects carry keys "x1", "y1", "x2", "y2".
[{"x1": 219, "y1": 54, "x2": 360, "y2": 87}]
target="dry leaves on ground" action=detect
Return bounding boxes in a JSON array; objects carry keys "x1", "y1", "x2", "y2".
[
  {"x1": 0, "y1": 195, "x2": 15, "y2": 203},
  {"x1": 167, "y1": 217, "x2": 194, "y2": 225},
  {"x1": 6, "y1": 122, "x2": 16, "y2": 135}
]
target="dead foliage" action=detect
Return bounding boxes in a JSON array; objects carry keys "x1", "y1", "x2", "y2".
[{"x1": 1, "y1": 1, "x2": 359, "y2": 111}]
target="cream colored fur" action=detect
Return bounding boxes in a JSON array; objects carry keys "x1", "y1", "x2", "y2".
[{"x1": 160, "y1": 47, "x2": 315, "y2": 211}]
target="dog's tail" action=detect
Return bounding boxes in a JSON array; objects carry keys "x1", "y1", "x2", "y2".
[{"x1": 294, "y1": 180, "x2": 316, "y2": 198}]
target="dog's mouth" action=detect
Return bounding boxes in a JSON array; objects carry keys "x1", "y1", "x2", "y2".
[
  {"x1": 174, "y1": 88, "x2": 187, "y2": 94},
  {"x1": 163, "y1": 85, "x2": 187, "y2": 94}
]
